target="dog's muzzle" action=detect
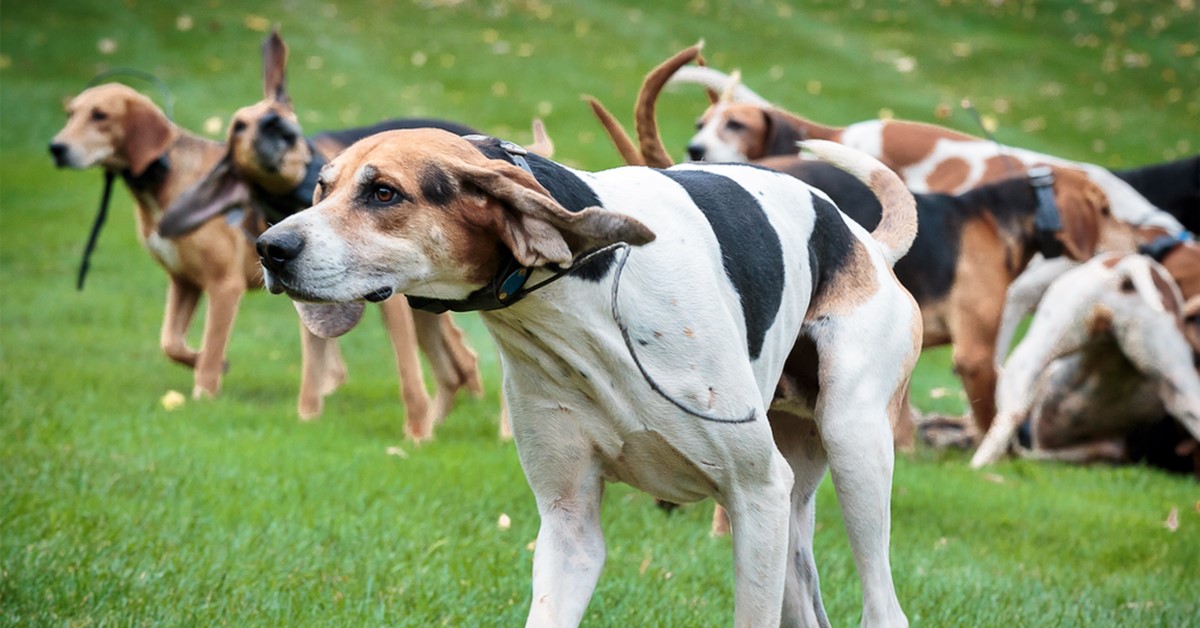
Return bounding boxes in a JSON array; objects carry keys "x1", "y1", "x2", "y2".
[
  {"x1": 254, "y1": 112, "x2": 301, "y2": 171},
  {"x1": 256, "y1": 231, "x2": 304, "y2": 292},
  {"x1": 49, "y1": 142, "x2": 71, "y2": 168}
]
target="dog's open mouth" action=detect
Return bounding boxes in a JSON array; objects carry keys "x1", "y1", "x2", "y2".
[{"x1": 363, "y1": 287, "x2": 393, "y2": 303}]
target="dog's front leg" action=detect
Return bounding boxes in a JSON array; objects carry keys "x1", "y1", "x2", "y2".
[
  {"x1": 192, "y1": 279, "x2": 244, "y2": 399},
  {"x1": 521, "y1": 441, "x2": 606, "y2": 627},
  {"x1": 378, "y1": 298, "x2": 435, "y2": 441},
  {"x1": 411, "y1": 310, "x2": 484, "y2": 426},
  {"x1": 160, "y1": 276, "x2": 202, "y2": 368},
  {"x1": 296, "y1": 325, "x2": 340, "y2": 420}
]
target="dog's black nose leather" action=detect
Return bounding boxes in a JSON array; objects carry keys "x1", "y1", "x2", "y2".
[
  {"x1": 257, "y1": 231, "x2": 305, "y2": 271},
  {"x1": 49, "y1": 143, "x2": 68, "y2": 165},
  {"x1": 686, "y1": 145, "x2": 705, "y2": 161}
]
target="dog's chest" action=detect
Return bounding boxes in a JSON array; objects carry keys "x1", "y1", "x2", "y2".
[
  {"x1": 142, "y1": 231, "x2": 182, "y2": 272},
  {"x1": 132, "y1": 198, "x2": 183, "y2": 273}
]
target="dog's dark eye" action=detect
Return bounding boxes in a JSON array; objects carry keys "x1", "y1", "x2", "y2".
[
  {"x1": 90, "y1": 109, "x2": 108, "y2": 122},
  {"x1": 232, "y1": 120, "x2": 247, "y2": 134},
  {"x1": 695, "y1": 119, "x2": 705, "y2": 130},
  {"x1": 372, "y1": 185, "x2": 399, "y2": 204},
  {"x1": 726, "y1": 120, "x2": 745, "y2": 132}
]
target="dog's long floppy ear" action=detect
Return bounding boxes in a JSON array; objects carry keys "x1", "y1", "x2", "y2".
[
  {"x1": 762, "y1": 110, "x2": 807, "y2": 159},
  {"x1": 453, "y1": 159, "x2": 656, "y2": 267},
  {"x1": 157, "y1": 154, "x2": 253, "y2": 238},
  {"x1": 1054, "y1": 175, "x2": 1105, "y2": 261},
  {"x1": 263, "y1": 30, "x2": 290, "y2": 105},
  {"x1": 123, "y1": 95, "x2": 175, "y2": 177}
]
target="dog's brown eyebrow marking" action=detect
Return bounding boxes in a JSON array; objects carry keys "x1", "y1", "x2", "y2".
[{"x1": 419, "y1": 164, "x2": 455, "y2": 205}]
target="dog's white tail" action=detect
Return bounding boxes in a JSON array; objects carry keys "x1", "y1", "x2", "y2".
[
  {"x1": 666, "y1": 65, "x2": 773, "y2": 106},
  {"x1": 801, "y1": 140, "x2": 917, "y2": 266}
]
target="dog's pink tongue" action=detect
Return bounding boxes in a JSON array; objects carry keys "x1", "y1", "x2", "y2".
[{"x1": 293, "y1": 301, "x2": 365, "y2": 338}]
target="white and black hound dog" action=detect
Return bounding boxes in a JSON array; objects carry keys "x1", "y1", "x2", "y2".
[{"x1": 255, "y1": 129, "x2": 919, "y2": 627}]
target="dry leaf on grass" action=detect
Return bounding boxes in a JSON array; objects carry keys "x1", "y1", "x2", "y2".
[
  {"x1": 498, "y1": 513, "x2": 511, "y2": 530},
  {"x1": 385, "y1": 446, "x2": 409, "y2": 459},
  {"x1": 1163, "y1": 507, "x2": 1179, "y2": 532},
  {"x1": 160, "y1": 390, "x2": 185, "y2": 411}
]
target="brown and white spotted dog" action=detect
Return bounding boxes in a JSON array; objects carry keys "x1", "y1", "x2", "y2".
[
  {"x1": 974, "y1": 243, "x2": 1200, "y2": 475},
  {"x1": 642, "y1": 45, "x2": 1184, "y2": 438},
  {"x1": 49, "y1": 83, "x2": 261, "y2": 400},
  {"x1": 155, "y1": 32, "x2": 488, "y2": 437},
  {"x1": 254, "y1": 129, "x2": 920, "y2": 626}
]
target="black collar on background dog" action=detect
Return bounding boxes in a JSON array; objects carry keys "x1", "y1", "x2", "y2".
[
  {"x1": 407, "y1": 138, "x2": 586, "y2": 314},
  {"x1": 1139, "y1": 230, "x2": 1193, "y2": 262},
  {"x1": 76, "y1": 153, "x2": 171, "y2": 292},
  {"x1": 1029, "y1": 166, "x2": 1064, "y2": 259}
]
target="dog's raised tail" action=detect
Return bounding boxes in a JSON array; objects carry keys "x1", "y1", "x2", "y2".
[{"x1": 801, "y1": 140, "x2": 917, "y2": 266}]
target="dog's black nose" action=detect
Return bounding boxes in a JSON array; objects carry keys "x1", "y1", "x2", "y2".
[
  {"x1": 49, "y1": 142, "x2": 68, "y2": 166},
  {"x1": 260, "y1": 111, "x2": 297, "y2": 143},
  {"x1": 686, "y1": 144, "x2": 705, "y2": 161},
  {"x1": 257, "y1": 231, "x2": 305, "y2": 272}
]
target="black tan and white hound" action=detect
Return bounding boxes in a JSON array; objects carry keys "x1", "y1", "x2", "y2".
[{"x1": 254, "y1": 129, "x2": 920, "y2": 626}]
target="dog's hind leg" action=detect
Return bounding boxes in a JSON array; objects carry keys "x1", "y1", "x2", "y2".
[
  {"x1": 192, "y1": 280, "x2": 244, "y2": 399},
  {"x1": 815, "y1": 333, "x2": 909, "y2": 627},
  {"x1": 378, "y1": 298, "x2": 434, "y2": 441},
  {"x1": 412, "y1": 310, "x2": 483, "y2": 426},
  {"x1": 523, "y1": 439, "x2": 606, "y2": 627},
  {"x1": 160, "y1": 276, "x2": 202, "y2": 368},
  {"x1": 771, "y1": 412, "x2": 833, "y2": 628}
]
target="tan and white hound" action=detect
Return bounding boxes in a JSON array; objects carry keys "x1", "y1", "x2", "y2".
[{"x1": 255, "y1": 129, "x2": 919, "y2": 626}]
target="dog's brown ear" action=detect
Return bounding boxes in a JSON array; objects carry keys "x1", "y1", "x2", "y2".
[
  {"x1": 762, "y1": 110, "x2": 806, "y2": 159},
  {"x1": 1054, "y1": 174, "x2": 1104, "y2": 260},
  {"x1": 263, "y1": 30, "x2": 290, "y2": 105},
  {"x1": 454, "y1": 159, "x2": 656, "y2": 267},
  {"x1": 123, "y1": 95, "x2": 175, "y2": 177},
  {"x1": 157, "y1": 154, "x2": 253, "y2": 238}
]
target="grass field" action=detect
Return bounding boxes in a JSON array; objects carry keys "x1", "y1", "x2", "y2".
[{"x1": 2, "y1": 0, "x2": 1199, "y2": 625}]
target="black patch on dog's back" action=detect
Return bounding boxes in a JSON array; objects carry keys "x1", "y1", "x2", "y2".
[
  {"x1": 473, "y1": 138, "x2": 614, "y2": 281},
  {"x1": 806, "y1": 194, "x2": 857, "y2": 305},
  {"x1": 1114, "y1": 155, "x2": 1200, "y2": 232},
  {"x1": 658, "y1": 168, "x2": 785, "y2": 360},
  {"x1": 313, "y1": 118, "x2": 479, "y2": 148}
]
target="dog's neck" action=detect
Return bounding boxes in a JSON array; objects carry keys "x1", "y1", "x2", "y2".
[
  {"x1": 954, "y1": 177, "x2": 1051, "y2": 273},
  {"x1": 247, "y1": 140, "x2": 326, "y2": 224},
  {"x1": 120, "y1": 129, "x2": 225, "y2": 236}
]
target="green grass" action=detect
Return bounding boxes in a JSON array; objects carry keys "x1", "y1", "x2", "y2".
[{"x1": 2, "y1": 0, "x2": 1198, "y2": 625}]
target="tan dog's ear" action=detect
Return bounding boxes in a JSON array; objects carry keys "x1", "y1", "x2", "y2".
[
  {"x1": 1054, "y1": 176, "x2": 1104, "y2": 260},
  {"x1": 123, "y1": 95, "x2": 174, "y2": 177},
  {"x1": 158, "y1": 154, "x2": 253, "y2": 237},
  {"x1": 263, "y1": 30, "x2": 290, "y2": 105},
  {"x1": 762, "y1": 110, "x2": 806, "y2": 159},
  {"x1": 454, "y1": 160, "x2": 656, "y2": 267}
]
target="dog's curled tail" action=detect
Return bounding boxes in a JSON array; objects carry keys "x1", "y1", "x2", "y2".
[{"x1": 801, "y1": 140, "x2": 917, "y2": 266}]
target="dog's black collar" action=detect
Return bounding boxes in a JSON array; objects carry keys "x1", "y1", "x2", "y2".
[
  {"x1": 76, "y1": 152, "x2": 172, "y2": 291},
  {"x1": 121, "y1": 153, "x2": 171, "y2": 191},
  {"x1": 1029, "y1": 166, "x2": 1065, "y2": 259},
  {"x1": 407, "y1": 138, "x2": 587, "y2": 314},
  {"x1": 1138, "y1": 230, "x2": 1194, "y2": 262}
]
